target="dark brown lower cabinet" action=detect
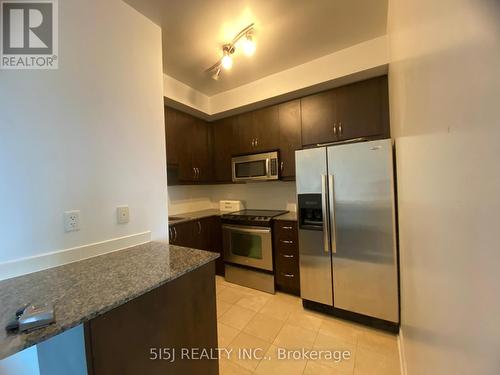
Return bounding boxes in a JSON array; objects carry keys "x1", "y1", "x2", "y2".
[
  {"x1": 169, "y1": 220, "x2": 195, "y2": 248},
  {"x1": 273, "y1": 220, "x2": 300, "y2": 296},
  {"x1": 85, "y1": 262, "x2": 218, "y2": 375},
  {"x1": 208, "y1": 217, "x2": 225, "y2": 276},
  {"x1": 170, "y1": 216, "x2": 224, "y2": 276}
]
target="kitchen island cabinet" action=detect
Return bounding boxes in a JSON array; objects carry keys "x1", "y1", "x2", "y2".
[{"x1": 0, "y1": 242, "x2": 219, "y2": 375}]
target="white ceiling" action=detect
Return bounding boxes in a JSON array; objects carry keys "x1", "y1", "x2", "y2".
[{"x1": 124, "y1": 0, "x2": 388, "y2": 96}]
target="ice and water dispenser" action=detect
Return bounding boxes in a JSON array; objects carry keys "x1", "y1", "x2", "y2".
[{"x1": 297, "y1": 194, "x2": 324, "y2": 230}]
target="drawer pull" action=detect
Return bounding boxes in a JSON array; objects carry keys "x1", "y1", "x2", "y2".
[
  {"x1": 281, "y1": 272, "x2": 295, "y2": 278},
  {"x1": 282, "y1": 254, "x2": 294, "y2": 258},
  {"x1": 282, "y1": 226, "x2": 293, "y2": 230},
  {"x1": 280, "y1": 240, "x2": 294, "y2": 244}
]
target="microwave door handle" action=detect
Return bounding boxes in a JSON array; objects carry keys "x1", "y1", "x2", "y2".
[{"x1": 321, "y1": 174, "x2": 331, "y2": 253}]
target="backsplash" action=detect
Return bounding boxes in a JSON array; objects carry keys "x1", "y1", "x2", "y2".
[{"x1": 168, "y1": 181, "x2": 297, "y2": 215}]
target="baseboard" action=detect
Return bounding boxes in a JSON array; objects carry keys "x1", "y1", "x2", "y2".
[
  {"x1": 398, "y1": 327, "x2": 408, "y2": 375},
  {"x1": 0, "y1": 231, "x2": 151, "y2": 281}
]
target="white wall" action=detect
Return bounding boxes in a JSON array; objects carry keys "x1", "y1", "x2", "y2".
[
  {"x1": 168, "y1": 181, "x2": 297, "y2": 215},
  {"x1": 387, "y1": 0, "x2": 500, "y2": 374},
  {"x1": 168, "y1": 185, "x2": 215, "y2": 214},
  {"x1": 163, "y1": 74, "x2": 211, "y2": 115},
  {"x1": 0, "y1": 0, "x2": 166, "y2": 372},
  {"x1": 0, "y1": 0, "x2": 167, "y2": 264}
]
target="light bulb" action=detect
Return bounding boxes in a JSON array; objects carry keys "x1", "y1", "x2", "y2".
[
  {"x1": 242, "y1": 35, "x2": 256, "y2": 56},
  {"x1": 221, "y1": 54, "x2": 233, "y2": 70}
]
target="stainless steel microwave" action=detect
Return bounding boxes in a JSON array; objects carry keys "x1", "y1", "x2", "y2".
[{"x1": 232, "y1": 151, "x2": 279, "y2": 182}]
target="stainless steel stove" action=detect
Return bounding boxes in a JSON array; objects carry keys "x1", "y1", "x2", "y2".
[
  {"x1": 221, "y1": 209, "x2": 288, "y2": 226},
  {"x1": 221, "y1": 209, "x2": 288, "y2": 293}
]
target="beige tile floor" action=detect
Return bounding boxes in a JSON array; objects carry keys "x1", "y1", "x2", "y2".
[{"x1": 216, "y1": 276, "x2": 400, "y2": 375}]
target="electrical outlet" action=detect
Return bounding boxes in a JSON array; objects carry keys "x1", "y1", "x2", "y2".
[
  {"x1": 117, "y1": 206, "x2": 129, "y2": 224},
  {"x1": 64, "y1": 210, "x2": 80, "y2": 232}
]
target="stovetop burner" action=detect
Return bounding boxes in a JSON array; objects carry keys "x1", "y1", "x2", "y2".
[{"x1": 221, "y1": 209, "x2": 288, "y2": 226}]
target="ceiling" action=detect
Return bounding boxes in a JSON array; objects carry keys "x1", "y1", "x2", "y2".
[{"x1": 124, "y1": 0, "x2": 388, "y2": 96}]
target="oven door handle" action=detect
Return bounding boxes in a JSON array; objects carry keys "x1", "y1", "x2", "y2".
[{"x1": 222, "y1": 225, "x2": 271, "y2": 234}]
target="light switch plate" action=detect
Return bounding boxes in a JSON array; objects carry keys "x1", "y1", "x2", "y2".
[
  {"x1": 64, "y1": 210, "x2": 80, "y2": 232},
  {"x1": 117, "y1": 206, "x2": 129, "y2": 224}
]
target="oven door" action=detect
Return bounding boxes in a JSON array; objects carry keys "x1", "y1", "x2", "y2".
[{"x1": 223, "y1": 225, "x2": 273, "y2": 271}]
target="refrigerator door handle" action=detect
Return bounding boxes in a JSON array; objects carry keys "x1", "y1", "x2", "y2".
[
  {"x1": 328, "y1": 174, "x2": 337, "y2": 254},
  {"x1": 321, "y1": 174, "x2": 330, "y2": 253}
]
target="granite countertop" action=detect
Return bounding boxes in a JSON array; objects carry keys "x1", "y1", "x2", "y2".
[
  {"x1": 0, "y1": 242, "x2": 218, "y2": 360},
  {"x1": 274, "y1": 211, "x2": 298, "y2": 221},
  {"x1": 169, "y1": 209, "x2": 297, "y2": 224},
  {"x1": 169, "y1": 209, "x2": 222, "y2": 225}
]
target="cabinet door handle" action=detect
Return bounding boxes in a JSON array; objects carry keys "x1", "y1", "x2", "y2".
[
  {"x1": 280, "y1": 161, "x2": 284, "y2": 174},
  {"x1": 169, "y1": 227, "x2": 172, "y2": 239},
  {"x1": 192, "y1": 167, "x2": 196, "y2": 178},
  {"x1": 282, "y1": 254, "x2": 294, "y2": 258},
  {"x1": 281, "y1": 272, "x2": 295, "y2": 278},
  {"x1": 173, "y1": 227, "x2": 178, "y2": 242},
  {"x1": 280, "y1": 240, "x2": 293, "y2": 244},
  {"x1": 339, "y1": 122, "x2": 343, "y2": 135},
  {"x1": 197, "y1": 221, "x2": 202, "y2": 234},
  {"x1": 196, "y1": 167, "x2": 200, "y2": 179},
  {"x1": 251, "y1": 139, "x2": 255, "y2": 147},
  {"x1": 255, "y1": 138, "x2": 258, "y2": 146},
  {"x1": 282, "y1": 226, "x2": 293, "y2": 230},
  {"x1": 333, "y1": 123, "x2": 337, "y2": 135}
]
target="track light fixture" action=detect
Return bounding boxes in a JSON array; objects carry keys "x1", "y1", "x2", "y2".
[
  {"x1": 207, "y1": 23, "x2": 255, "y2": 80},
  {"x1": 211, "y1": 67, "x2": 221, "y2": 81}
]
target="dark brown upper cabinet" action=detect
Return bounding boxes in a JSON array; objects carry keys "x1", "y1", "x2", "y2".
[
  {"x1": 301, "y1": 76, "x2": 389, "y2": 146},
  {"x1": 212, "y1": 117, "x2": 235, "y2": 183},
  {"x1": 190, "y1": 117, "x2": 212, "y2": 182},
  {"x1": 335, "y1": 76, "x2": 389, "y2": 141},
  {"x1": 278, "y1": 100, "x2": 302, "y2": 179},
  {"x1": 300, "y1": 90, "x2": 337, "y2": 146},
  {"x1": 252, "y1": 105, "x2": 280, "y2": 153},
  {"x1": 234, "y1": 112, "x2": 254, "y2": 155},
  {"x1": 165, "y1": 108, "x2": 192, "y2": 183},
  {"x1": 233, "y1": 106, "x2": 279, "y2": 155},
  {"x1": 165, "y1": 75, "x2": 390, "y2": 185},
  {"x1": 164, "y1": 107, "x2": 179, "y2": 167},
  {"x1": 165, "y1": 108, "x2": 212, "y2": 185}
]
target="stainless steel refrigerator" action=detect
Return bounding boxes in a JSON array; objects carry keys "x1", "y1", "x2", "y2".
[{"x1": 295, "y1": 139, "x2": 398, "y2": 323}]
